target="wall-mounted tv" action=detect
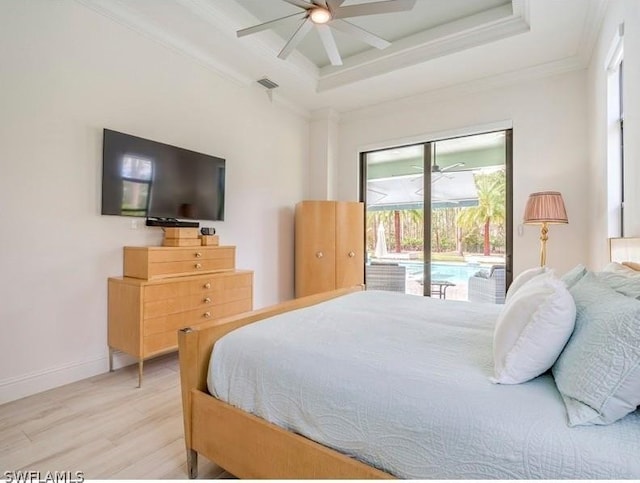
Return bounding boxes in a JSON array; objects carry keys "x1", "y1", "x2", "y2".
[{"x1": 101, "y1": 129, "x2": 225, "y2": 222}]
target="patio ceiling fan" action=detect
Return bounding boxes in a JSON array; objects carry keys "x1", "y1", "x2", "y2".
[
  {"x1": 411, "y1": 160, "x2": 465, "y2": 184},
  {"x1": 236, "y1": 0, "x2": 417, "y2": 66}
]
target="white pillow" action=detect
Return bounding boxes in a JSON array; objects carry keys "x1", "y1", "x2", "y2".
[
  {"x1": 552, "y1": 272, "x2": 640, "y2": 426},
  {"x1": 596, "y1": 262, "x2": 640, "y2": 299},
  {"x1": 602, "y1": 262, "x2": 636, "y2": 274},
  {"x1": 505, "y1": 266, "x2": 549, "y2": 303},
  {"x1": 492, "y1": 273, "x2": 576, "y2": 385}
]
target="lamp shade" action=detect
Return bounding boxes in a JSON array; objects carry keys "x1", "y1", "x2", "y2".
[{"x1": 523, "y1": 191, "x2": 568, "y2": 224}]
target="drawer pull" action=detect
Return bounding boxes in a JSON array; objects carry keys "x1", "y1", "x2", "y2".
[
  {"x1": 203, "y1": 282, "x2": 211, "y2": 289},
  {"x1": 316, "y1": 251, "x2": 323, "y2": 259},
  {"x1": 195, "y1": 252, "x2": 202, "y2": 258},
  {"x1": 348, "y1": 251, "x2": 355, "y2": 258},
  {"x1": 204, "y1": 297, "x2": 211, "y2": 304},
  {"x1": 195, "y1": 263, "x2": 202, "y2": 269},
  {"x1": 204, "y1": 311, "x2": 211, "y2": 318}
]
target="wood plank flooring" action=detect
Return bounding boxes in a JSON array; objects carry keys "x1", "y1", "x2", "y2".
[{"x1": 0, "y1": 354, "x2": 232, "y2": 479}]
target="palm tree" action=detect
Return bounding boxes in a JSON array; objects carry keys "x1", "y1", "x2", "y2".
[
  {"x1": 368, "y1": 208, "x2": 426, "y2": 254},
  {"x1": 456, "y1": 170, "x2": 506, "y2": 256}
]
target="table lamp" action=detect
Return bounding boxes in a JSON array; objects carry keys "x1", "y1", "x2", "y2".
[{"x1": 523, "y1": 191, "x2": 568, "y2": 267}]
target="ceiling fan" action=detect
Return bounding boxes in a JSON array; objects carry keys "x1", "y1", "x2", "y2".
[
  {"x1": 411, "y1": 160, "x2": 465, "y2": 184},
  {"x1": 236, "y1": 0, "x2": 417, "y2": 66}
]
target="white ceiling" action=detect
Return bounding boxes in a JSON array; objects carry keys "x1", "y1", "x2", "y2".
[{"x1": 77, "y1": 0, "x2": 607, "y2": 114}]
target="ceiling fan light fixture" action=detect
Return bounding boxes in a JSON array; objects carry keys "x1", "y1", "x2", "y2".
[
  {"x1": 310, "y1": 8, "x2": 332, "y2": 24},
  {"x1": 238, "y1": 0, "x2": 417, "y2": 64}
]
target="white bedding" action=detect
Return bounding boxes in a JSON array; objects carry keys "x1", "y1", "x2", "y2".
[{"x1": 208, "y1": 290, "x2": 640, "y2": 479}]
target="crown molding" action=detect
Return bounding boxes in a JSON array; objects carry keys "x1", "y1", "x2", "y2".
[
  {"x1": 75, "y1": 0, "x2": 313, "y2": 118},
  {"x1": 270, "y1": 90, "x2": 312, "y2": 119},
  {"x1": 317, "y1": 2, "x2": 531, "y2": 92},
  {"x1": 177, "y1": 0, "x2": 319, "y2": 85},
  {"x1": 339, "y1": 55, "x2": 585, "y2": 123},
  {"x1": 75, "y1": 0, "x2": 255, "y2": 87},
  {"x1": 310, "y1": 108, "x2": 341, "y2": 122}
]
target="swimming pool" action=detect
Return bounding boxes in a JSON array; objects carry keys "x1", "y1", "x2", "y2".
[{"x1": 397, "y1": 261, "x2": 487, "y2": 284}]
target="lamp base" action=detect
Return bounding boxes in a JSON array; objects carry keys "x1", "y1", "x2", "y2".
[{"x1": 539, "y1": 222, "x2": 549, "y2": 267}]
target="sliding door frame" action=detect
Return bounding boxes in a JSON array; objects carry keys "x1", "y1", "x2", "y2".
[
  {"x1": 422, "y1": 142, "x2": 432, "y2": 297},
  {"x1": 359, "y1": 128, "x2": 513, "y2": 296}
]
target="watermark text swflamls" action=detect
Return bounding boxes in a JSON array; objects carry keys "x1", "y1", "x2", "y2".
[{"x1": 4, "y1": 471, "x2": 84, "y2": 483}]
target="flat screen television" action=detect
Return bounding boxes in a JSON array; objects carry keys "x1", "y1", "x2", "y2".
[{"x1": 101, "y1": 129, "x2": 225, "y2": 222}]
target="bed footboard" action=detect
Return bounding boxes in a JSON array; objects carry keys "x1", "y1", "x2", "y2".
[{"x1": 178, "y1": 286, "x2": 369, "y2": 479}]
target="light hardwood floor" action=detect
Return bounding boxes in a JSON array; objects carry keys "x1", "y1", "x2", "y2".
[{"x1": 0, "y1": 354, "x2": 232, "y2": 479}]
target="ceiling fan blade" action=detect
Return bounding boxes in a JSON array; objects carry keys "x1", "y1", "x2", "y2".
[
  {"x1": 330, "y1": 19, "x2": 390, "y2": 49},
  {"x1": 316, "y1": 24, "x2": 342, "y2": 66},
  {"x1": 237, "y1": 12, "x2": 306, "y2": 37},
  {"x1": 278, "y1": 18, "x2": 313, "y2": 60},
  {"x1": 441, "y1": 162, "x2": 465, "y2": 172},
  {"x1": 333, "y1": 0, "x2": 416, "y2": 19},
  {"x1": 326, "y1": 0, "x2": 346, "y2": 11},
  {"x1": 282, "y1": 0, "x2": 314, "y2": 9}
]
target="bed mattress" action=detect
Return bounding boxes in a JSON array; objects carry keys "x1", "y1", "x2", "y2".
[{"x1": 208, "y1": 290, "x2": 640, "y2": 479}]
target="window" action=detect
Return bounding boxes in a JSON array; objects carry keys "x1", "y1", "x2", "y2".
[{"x1": 606, "y1": 25, "x2": 624, "y2": 237}]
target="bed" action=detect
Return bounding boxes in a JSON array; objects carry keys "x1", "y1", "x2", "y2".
[{"x1": 178, "y1": 238, "x2": 640, "y2": 479}]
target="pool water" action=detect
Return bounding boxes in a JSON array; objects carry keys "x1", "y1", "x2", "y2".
[{"x1": 397, "y1": 261, "x2": 487, "y2": 284}]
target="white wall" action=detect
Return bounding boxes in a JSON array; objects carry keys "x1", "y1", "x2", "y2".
[
  {"x1": 587, "y1": 0, "x2": 640, "y2": 269},
  {"x1": 334, "y1": 70, "x2": 589, "y2": 276},
  {"x1": 0, "y1": 2, "x2": 308, "y2": 403},
  {"x1": 587, "y1": 0, "x2": 624, "y2": 269},
  {"x1": 308, "y1": 109, "x2": 340, "y2": 199}
]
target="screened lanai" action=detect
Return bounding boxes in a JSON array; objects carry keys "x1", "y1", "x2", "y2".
[{"x1": 362, "y1": 131, "x2": 510, "y2": 304}]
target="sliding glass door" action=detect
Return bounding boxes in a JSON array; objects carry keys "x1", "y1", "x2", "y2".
[{"x1": 360, "y1": 130, "x2": 512, "y2": 303}]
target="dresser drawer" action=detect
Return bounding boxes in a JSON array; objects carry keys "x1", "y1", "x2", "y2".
[
  {"x1": 143, "y1": 271, "x2": 252, "y2": 301},
  {"x1": 143, "y1": 297, "x2": 253, "y2": 347},
  {"x1": 143, "y1": 286, "x2": 252, "y2": 319},
  {"x1": 124, "y1": 246, "x2": 236, "y2": 279}
]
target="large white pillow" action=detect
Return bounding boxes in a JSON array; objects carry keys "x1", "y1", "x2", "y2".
[
  {"x1": 552, "y1": 272, "x2": 640, "y2": 426},
  {"x1": 492, "y1": 273, "x2": 576, "y2": 385},
  {"x1": 505, "y1": 266, "x2": 549, "y2": 304}
]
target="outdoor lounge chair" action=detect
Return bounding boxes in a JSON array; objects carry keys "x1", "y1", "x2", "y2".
[
  {"x1": 468, "y1": 264, "x2": 506, "y2": 304},
  {"x1": 365, "y1": 263, "x2": 406, "y2": 292}
]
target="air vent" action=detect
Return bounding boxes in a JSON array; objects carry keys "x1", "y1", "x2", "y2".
[{"x1": 257, "y1": 77, "x2": 279, "y2": 90}]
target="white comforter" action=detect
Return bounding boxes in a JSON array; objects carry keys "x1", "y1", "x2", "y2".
[{"x1": 208, "y1": 290, "x2": 640, "y2": 479}]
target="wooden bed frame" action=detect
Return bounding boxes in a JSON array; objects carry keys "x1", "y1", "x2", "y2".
[
  {"x1": 178, "y1": 285, "x2": 393, "y2": 479},
  {"x1": 178, "y1": 237, "x2": 640, "y2": 479}
]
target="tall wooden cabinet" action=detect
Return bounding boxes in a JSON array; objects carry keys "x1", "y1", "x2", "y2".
[{"x1": 295, "y1": 200, "x2": 364, "y2": 297}]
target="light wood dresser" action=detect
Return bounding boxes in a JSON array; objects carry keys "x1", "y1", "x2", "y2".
[{"x1": 108, "y1": 244, "x2": 253, "y2": 386}]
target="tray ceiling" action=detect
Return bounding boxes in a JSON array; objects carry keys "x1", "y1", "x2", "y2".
[{"x1": 76, "y1": 0, "x2": 606, "y2": 114}]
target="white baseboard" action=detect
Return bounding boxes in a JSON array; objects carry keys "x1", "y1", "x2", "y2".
[{"x1": 0, "y1": 352, "x2": 139, "y2": 405}]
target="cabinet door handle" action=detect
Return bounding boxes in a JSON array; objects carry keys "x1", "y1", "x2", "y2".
[
  {"x1": 195, "y1": 252, "x2": 202, "y2": 258},
  {"x1": 195, "y1": 263, "x2": 202, "y2": 269},
  {"x1": 348, "y1": 251, "x2": 355, "y2": 258},
  {"x1": 203, "y1": 282, "x2": 211, "y2": 289},
  {"x1": 316, "y1": 251, "x2": 323, "y2": 259},
  {"x1": 204, "y1": 311, "x2": 211, "y2": 318},
  {"x1": 204, "y1": 297, "x2": 211, "y2": 303}
]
